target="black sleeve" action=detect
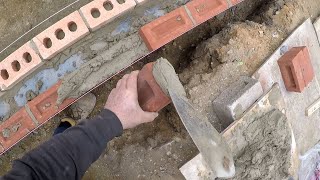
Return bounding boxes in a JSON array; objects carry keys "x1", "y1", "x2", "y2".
[{"x1": 1, "y1": 109, "x2": 123, "y2": 180}]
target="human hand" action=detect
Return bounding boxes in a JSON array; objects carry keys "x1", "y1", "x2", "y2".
[{"x1": 105, "y1": 71, "x2": 159, "y2": 129}]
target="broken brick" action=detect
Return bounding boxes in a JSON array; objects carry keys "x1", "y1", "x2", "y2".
[
  {"x1": 0, "y1": 108, "x2": 36, "y2": 150},
  {"x1": 27, "y1": 81, "x2": 75, "y2": 124},
  {"x1": 139, "y1": 7, "x2": 194, "y2": 51},
  {"x1": 186, "y1": 0, "x2": 229, "y2": 24},
  {"x1": 278, "y1": 47, "x2": 314, "y2": 93},
  {"x1": 137, "y1": 62, "x2": 171, "y2": 112}
]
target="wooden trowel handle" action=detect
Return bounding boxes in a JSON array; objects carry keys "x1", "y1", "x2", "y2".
[{"x1": 137, "y1": 62, "x2": 171, "y2": 112}]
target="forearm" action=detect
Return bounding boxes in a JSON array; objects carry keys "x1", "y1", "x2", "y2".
[{"x1": 2, "y1": 109, "x2": 123, "y2": 180}]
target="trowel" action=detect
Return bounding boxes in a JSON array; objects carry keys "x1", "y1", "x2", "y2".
[{"x1": 137, "y1": 58, "x2": 235, "y2": 178}]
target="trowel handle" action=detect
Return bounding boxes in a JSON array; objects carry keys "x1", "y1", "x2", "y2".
[{"x1": 137, "y1": 62, "x2": 171, "y2": 112}]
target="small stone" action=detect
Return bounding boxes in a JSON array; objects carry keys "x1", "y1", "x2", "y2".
[
  {"x1": 160, "y1": 167, "x2": 165, "y2": 172},
  {"x1": 166, "y1": 151, "x2": 172, "y2": 156},
  {"x1": 172, "y1": 154, "x2": 179, "y2": 160}
]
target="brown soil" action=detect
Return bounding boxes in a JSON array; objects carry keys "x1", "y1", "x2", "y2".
[{"x1": 1, "y1": 0, "x2": 320, "y2": 179}]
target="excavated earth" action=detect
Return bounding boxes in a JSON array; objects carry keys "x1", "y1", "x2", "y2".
[{"x1": 1, "y1": 0, "x2": 320, "y2": 179}]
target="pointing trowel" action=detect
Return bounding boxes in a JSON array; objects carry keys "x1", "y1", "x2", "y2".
[{"x1": 137, "y1": 58, "x2": 235, "y2": 178}]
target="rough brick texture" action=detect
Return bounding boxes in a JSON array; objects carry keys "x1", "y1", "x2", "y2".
[
  {"x1": 32, "y1": 11, "x2": 89, "y2": 60},
  {"x1": 213, "y1": 76, "x2": 263, "y2": 128},
  {"x1": 186, "y1": 0, "x2": 229, "y2": 24},
  {"x1": 27, "y1": 81, "x2": 75, "y2": 124},
  {"x1": 0, "y1": 108, "x2": 36, "y2": 151},
  {"x1": 137, "y1": 62, "x2": 171, "y2": 112},
  {"x1": 278, "y1": 47, "x2": 314, "y2": 93},
  {"x1": 0, "y1": 42, "x2": 42, "y2": 91},
  {"x1": 79, "y1": 0, "x2": 136, "y2": 31},
  {"x1": 139, "y1": 7, "x2": 194, "y2": 51}
]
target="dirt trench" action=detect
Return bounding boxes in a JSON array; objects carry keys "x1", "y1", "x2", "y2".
[{"x1": 1, "y1": 0, "x2": 320, "y2": 179}]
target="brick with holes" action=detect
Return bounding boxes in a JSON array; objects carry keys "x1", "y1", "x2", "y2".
[
  {"x1": 0, "y1": 41, "x2": 43, "y2": 91},
  {"x1": 0, "y1": 108, "x2": 37, "y2": 151},
  {"x1": 79, "y1": 0, "x2": 136, "y2": 31},
  {"x1": 32, "y1": 11, "x2": 89, "y2": 60},
  {"x1": 186, "y1": 0, "x2": 229, "y2": 25},
  {"x1": 27, "y1": 81, "x2": 75, "y2": 124},
  {"x1": 139, "y1": 7, "x2": 194, "y2": 51}
]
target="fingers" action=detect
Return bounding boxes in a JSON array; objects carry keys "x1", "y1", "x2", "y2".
[
  {"x1": 120, "y1": 74, "x2": 129, "y2": 89},
  {"x1": 127, "y1": 71, "x2": 139, "y2": 93},
  {"x1": 116, "y1": 79, "x2": 122, "y2": 88},
  {"x1": 142, "y1": 111, "x2": 159, "y2": 122}
]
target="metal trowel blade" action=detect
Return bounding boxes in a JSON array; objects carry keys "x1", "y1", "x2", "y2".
[{"x1": 169, "y1": 89, "x2": 235, "y2": 178}]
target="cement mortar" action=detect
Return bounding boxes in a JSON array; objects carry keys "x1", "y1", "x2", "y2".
[
  {"x1": 153, "y1": 58, "x2": 186, "y2": 97},
  {"x1": 57, "y1": 34, "x2": 148, "y2": 104},
  {"x1": 230, "y1": 109, "x2": 291, "y2": 179}
]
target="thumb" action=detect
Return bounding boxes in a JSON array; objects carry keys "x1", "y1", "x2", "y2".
[{"x1": 142, "y1": 112, "x2": 159, "y2": 122}]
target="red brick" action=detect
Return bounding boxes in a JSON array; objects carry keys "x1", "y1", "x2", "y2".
[
  {"x1": 278, "y1": 47, "x2": 314, "y2": 93},
  {"x1": 231, "y1": 0, "x2": 243, "y2": 5},
  {"x1": 186, "y1": 0, "x2": 229, "y2": 24},
  {"x1": 27, "y1": 81, "x2": 75, "y2": 124},
  {"x1": 32, "y1": 11, "x2": 89, "y2": 60},
  {"x1": 0, "y1": 42, "x2": 43, "y2": 91},
  {"x1": 137, "y1": 62, "x2": 171, "y2": 112},
  {"x1": 139, "y1": 7, "x2": 194, "y2": 51},
  {"x1": 0, "y1": 108, "x2": 36, "y2": 150},
  {"x1": 300, "y1": 47, "x2": 314, "y2": 85},
  {"x1": 79, "y1": 0, "x2": 136, "y2": 31}
]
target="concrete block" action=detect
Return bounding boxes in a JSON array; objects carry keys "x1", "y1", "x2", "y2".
[
  {"x1": 32, "y1": 11, "x2": 89, "y2": 60},
  {"x1": 0, "y1": 42, "x2": 43, "y2": 91},
  {"x1": 139, "y1": 7, "x2": 194, "y2": 51},
  {"x1": 137, "y1": 62, "x2": 171, "y2": 112},
  {"x1": 213, "y1": 76, "x2": 263, "y2": 126},
  {"x1": 79, "y1": 0, "x2": 136, "y2": 31},
  {"x1": 27, "y1": 81, "x2": 75, "y2": 124},
  {"x1": 186, "y1": 0, "x2": 229, "y2": 25},
  {"x1": 0, "y1": 108, "x2": 36, "y2": 151},
  {"x1": 277, "y1": 47, "x2": 314, "y2": 93}
]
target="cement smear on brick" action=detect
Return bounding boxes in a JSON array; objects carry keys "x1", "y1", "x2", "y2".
[
  {"x1": 230, "y1": 109, "x2": 291, "y2": 179},
  {"x1": 153, "y1": 58, "x2": 186, "y2": 97}
]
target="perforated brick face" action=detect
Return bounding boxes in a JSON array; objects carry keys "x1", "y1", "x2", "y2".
[{"x1": 32, "y1": 11, "x2": 89, "y2": 60}]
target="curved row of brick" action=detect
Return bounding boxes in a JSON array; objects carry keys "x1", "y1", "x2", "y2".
[{"x1": 0, "y1": 0, "x2": 243, "y2": 154}]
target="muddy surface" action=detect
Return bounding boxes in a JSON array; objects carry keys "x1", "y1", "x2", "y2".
[{"x1": 1, "y1": 0, "x2": 320, "y2": 179}]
